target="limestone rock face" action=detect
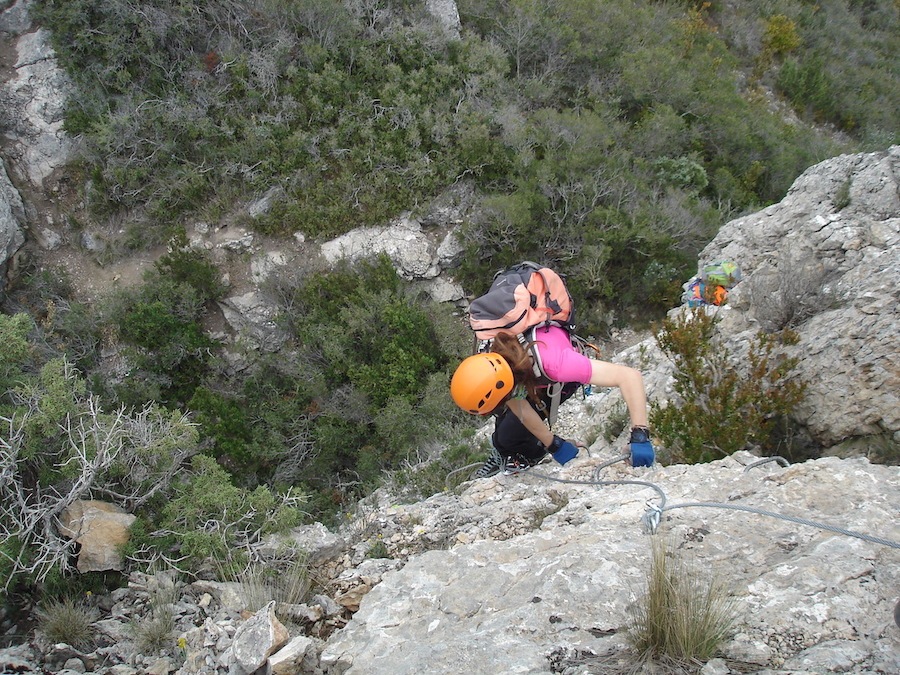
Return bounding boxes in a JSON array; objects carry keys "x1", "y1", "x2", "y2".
[
  {"x1": 1, "y1": 25, "x2": 75, "y2": 186},
  {"x1": 0, "y1": 160, "x2": 26, "y2": 292},
  {"x1": 666, "y1": 147, "x2": 899, "y2": 448},
  {"x1": 320, "y1": 452, "x2": 899, "y2": 674},
  {"x1": 425, "y1": 0, "x2": 462, "y2": 36}
]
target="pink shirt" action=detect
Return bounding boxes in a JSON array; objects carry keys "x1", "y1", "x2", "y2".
[{"x1": 531, "y1": 325, "x2": 593, "y2": 384}]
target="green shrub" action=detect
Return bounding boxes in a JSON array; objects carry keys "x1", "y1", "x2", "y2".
[
  {"x1": 153, "y1": 242, "x2": 225, "y2": 305},
  {"x1": 652, "y1": 156, "x2": 709, "y2": 193},
  {"x1": 117, "y1": 299, "x2": 214, "y2": 406},
  {"x1": 264, "y1": 255, "x2": 467, "y2": 518},
  {"x1": 152, "y1": 455, "x2": 304, "y2": 566},
  {"x1": 336, "y1": 294, "x2": 445, "y2": 408},
  {"x1": 0, "y1": 537, "x2": 28, "y2": 606},
  {"x1": 777, "y1": 55, "x2": 837, "y2": 124},
  {"x1": 17, "y1": 358, "x2": 86, "y2": 463},
  {"x1": 0, "y1": 314, "x2": 33, "y2": 395},
  {"x1": 188, "y1": 386, "x2": 257, "y2": 465},
  {"x1": 367, "y1": 537, "x2": 390, "y2": 559},
  {"x1": 763, "y1": 14, "x2": 802, "y2": 57},
  {"x1": 650, "y1": 309, "x2": 806, "y2": 464},
  {"x1": 108, "y1": 257, "x2": 220, "y2": 407}
]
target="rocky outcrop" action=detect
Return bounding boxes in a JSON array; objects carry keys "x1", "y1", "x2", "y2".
[
  {"x1": 1, "y1": 12, "x2": 75, "y2": 187},
  {"x1": 691, "y1": 146, "x2": 899, "y2": 447},
  {"x1": 0, "y1": 0, "x2": 75, "y2": 297},
  {"x1": 188, "y1": 184, "x2": 473, "y2": 356},
  {"x1": 425, "y1": 0, "x2": 462, "y2": 37},
  {"x1": 319, "y1": 452, "x2": 899, "y2": 674},
  {"x1": 0, "y1": 159, "x2": 25, "y2": 290},
  {"x1": 318, "y1": 181, "x2": 473, "y2": 303}
]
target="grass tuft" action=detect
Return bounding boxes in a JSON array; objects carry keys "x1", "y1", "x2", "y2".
[
  {"x1": 627, "y1": 537, "x2": 738, "y2": 666},
  {"x1": 35, "y1": 596, "x2": 99, "y2": 650},
  {"x1": 131, "y1": 582, "x2": 177, "y2": 654},
  {"x1": 227, "y1": 554, "x2": 312, "y2": 615}
]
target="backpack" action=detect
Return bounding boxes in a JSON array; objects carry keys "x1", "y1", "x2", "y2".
[
  {"x1": 681, "y1": 260, "x2": 741, "y2": 308},
  {"x1": 467, "y1": 261, "x2": 598, "y2": 426},
  {"x1": 468, "y1": 261, "x2": 574, "y2": 340}
]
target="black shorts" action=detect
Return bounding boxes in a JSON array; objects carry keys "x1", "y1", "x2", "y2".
[
  {"x1": 491, "y1": 405, "x2": 547, "y2": 462},
  {"x1": 491, "y1": 383, "x2": 580, "y2": 461}
]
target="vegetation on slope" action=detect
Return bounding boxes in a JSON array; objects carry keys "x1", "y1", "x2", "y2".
[
  {"x1": 2, "y1": 0, "x2": 896, "y2": 613},
  {"x1": 31, "y1": 0, "x2": 898, "y2": 323}
]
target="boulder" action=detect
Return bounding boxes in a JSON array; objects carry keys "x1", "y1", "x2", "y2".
[
  {"x1": 58, "y1": 500, "x2": 136, "y2": 573},
  {"x1": 227, "y1": 601, "x2": 289, "y2": 674}
]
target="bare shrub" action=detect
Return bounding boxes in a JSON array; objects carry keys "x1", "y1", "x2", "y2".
[
  {"x1": 0, "y1": 360, "x2": 200, "y2": 590},
  {"x1": 749, "y1": 246, "x2": 834, "y2": 331}
]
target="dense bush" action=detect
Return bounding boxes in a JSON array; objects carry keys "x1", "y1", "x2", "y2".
[
  {"x1": 452, "y1": 0, "x2": 852, "y2": 328},
  {"x1": 262, "y1": 256, "x2": 471, "y2": 519},
  {"x1": 106, "y1": 246, "x2": 223, "y2": 407},
  {"x1": 649, "y1": 309, "x2": 806, "y2": 464},
  {"x1": 32, "y1": 0, "x2": 511, "y2": 236},
  {"x1": 31, "y1": 0, "x2": 894, "y2": 326},
  {"x1": 715, "y1": 0, "x2": 899, "y2": 143},
  {"x1": 129, "y1": 454, "x2": 304, "y2": 568},
  {"x1": 0, "y1": 313, "x2": 32, "y2": 394}
]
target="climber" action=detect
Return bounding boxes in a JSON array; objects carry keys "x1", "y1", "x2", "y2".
[{"x1": 451, "y1": 327, "x2": 654, "y2": 477}]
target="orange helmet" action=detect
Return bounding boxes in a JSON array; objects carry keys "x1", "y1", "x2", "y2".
[{"x1": 450, "y1": 353, "x2": 514, "y2": 415}]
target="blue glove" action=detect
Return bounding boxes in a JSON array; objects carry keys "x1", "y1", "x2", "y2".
[
  {"x1": 548, "y1": 435, "x2": 579, "y2": 465},
  {"x1": 629, "y1": 426, "x2": 655, "y2": 467}
]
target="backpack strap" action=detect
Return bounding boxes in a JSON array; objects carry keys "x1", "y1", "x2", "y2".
[
  {"x1": 532, "y1": 268, "x2": 564, "y2": 324},
  {"x1": 517, "y1": 327, "x2": 602, "y2": 429},
  {"x1": 517, "y1": 327, "x2": 565, "y2": 428}
]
